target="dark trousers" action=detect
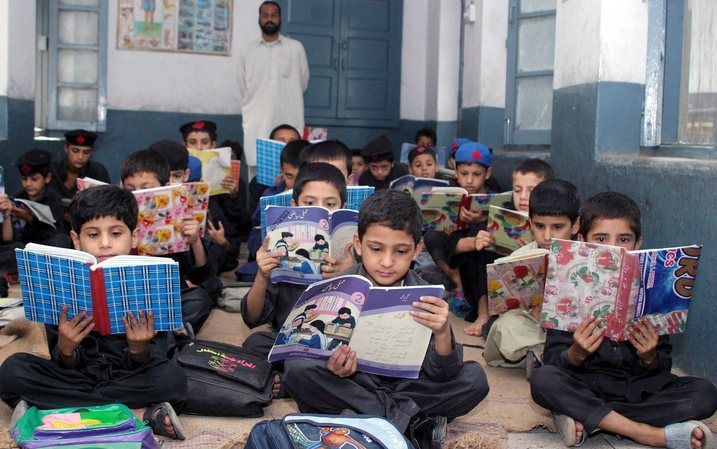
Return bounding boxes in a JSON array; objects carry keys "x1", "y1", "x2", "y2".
[
  {"x1": 423, "y1": 230, "x2": 451, "y2": 264},
  {"x1": 0, "y1": 353, "x2": 187, "y2": 411},
  {"x1": 181, "y1": 286, "x2": 215, "y2": 332},
  {"x1": 530, "y1": 365, "x2": 717, "y2": 433},
  {"x1": 242, "y1": 331, "x2": 277, "y2": 358},
  {"x1": 283, "y1": 358, "x2": 489, "y2": 432},
  {"x1": 456, "y1": 250, "x2": 499, "y2": 311}
]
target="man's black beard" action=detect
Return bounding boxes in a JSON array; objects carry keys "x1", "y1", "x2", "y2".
[{"x1": 260, "y1": 21, "x2": 280, "y2": 35}]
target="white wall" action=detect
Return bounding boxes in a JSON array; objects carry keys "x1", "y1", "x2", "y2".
[
  {"x1": 0, "y1": 1, "x2": 8, "y2": 97},
  {"x1": 6, "y1": 1, "x2": 36, "y2": 100},
  {"x1": 436, "y1": 0, "x2": 461, "y2": 122},
  {"x1": 399, "y1": 0, "x2": 429, "y2": 120},
  {"x1": 598, "y1": 0, "x2": 648, "y2": 85}
]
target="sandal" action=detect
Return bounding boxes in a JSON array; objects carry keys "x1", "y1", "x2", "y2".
[
  {"x1": 553, "y1": 414, "x2": 587, "y2": 447},
  {"x1": 9, "y1": 400, "x2": 28, "y2": 428},
  {"x1": 665, "y1": 421, "x2": 713, "y2": 449},
  {"x1": 143, "y1": 402, "x2": 185, "y2": 440}
]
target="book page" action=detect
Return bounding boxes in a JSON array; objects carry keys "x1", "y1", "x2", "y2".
[
  {"x1": 188, "y1": 147, "x2": 232, "y2": 195},
  {"x1": 349, "y1": 284, "x2": 444, "y2": 379},
  {"x1": 95, "y1": 255, "x2": 177, "y2": 269},
  {"x1": 14, "y1": 199, "x2": 56, "y2": 227},
  {"x1": 24, "y1": 243, "x2": 96, "y2": 265},
  {"x1": 268, "y1": 275, "x2": 371, "y2": 363}
]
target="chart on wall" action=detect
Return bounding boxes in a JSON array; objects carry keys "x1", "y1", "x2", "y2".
[{"x1": 117, "y1": 0, "x2": 232, "y2": 55}]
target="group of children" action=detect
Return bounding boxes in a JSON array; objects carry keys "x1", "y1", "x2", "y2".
[{"x1": 0, "y1": 122, "x2": 715, "y2": 449}]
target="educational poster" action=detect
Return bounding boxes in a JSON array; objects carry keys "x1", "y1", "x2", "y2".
[{"x1": 117, "y1": 0, "x2": 232, "y2": 55}]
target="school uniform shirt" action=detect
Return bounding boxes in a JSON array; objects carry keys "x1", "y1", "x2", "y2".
[
  {"x1": 358, "y1": 162, "x2": 409, "y2": 190},
  {"x1": 240, "y1": 276, "x2": 307, "y2": 331},
  {"x1": 13, "y1": 189, "x2": 66, "y2": 243},
  {"x1": 50, "y1": 159, "x2": 111, "y2": 201},
  {"x1": 238, "y1": 35, "x2": 309, "y2": 166},
  {"x1": 543, "y1": 329, "x2": 675, "y2": 402}
]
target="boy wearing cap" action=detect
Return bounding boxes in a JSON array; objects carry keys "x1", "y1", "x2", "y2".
[
  {"x1": 50, "y1": 129, "x2": 111, "y2": 201},
  {"x1": 358, "y1": 135, "x2": 408, "y2": 190},
  {"x1": 180, "y1": 120, "x2": 218, "y2": 151},
  {"x1": 447, "y1": 142, "x2": 500, "y2": 337},
  {"x1": 408, "y1": 145, "x2": 438, "y2": 179},
  {"x1": 0, "y1": 149, "x2": 72, "y2": 277}
]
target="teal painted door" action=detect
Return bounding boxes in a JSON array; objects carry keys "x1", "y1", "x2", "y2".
[{"x1": 285, "y1": 0, "x2": 402, "y2": 126}]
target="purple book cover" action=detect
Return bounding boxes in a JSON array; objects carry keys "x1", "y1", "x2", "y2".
[{"x1": 269, "y1": 275, "x2": 444, "y2": 378}]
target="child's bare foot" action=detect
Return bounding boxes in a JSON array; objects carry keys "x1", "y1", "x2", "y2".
[
  {"x1": 272, "y1": 374, "x2": 283, "y2": 398},
  {"x1": 692, "y1": 425, "x2": 704, "y2": 448},
  {"x1": 138, "y1": 402, "x2": 185, "y2": 440},
  {"x1": 464, "y1": 316, "x2": 488, "y2": 336},
  {"x1": 663, "y1": 420, "x2": 712, "y2": 449},
  {"x1": 575, "y1": 421, "x2": 585, "y2": 446}
]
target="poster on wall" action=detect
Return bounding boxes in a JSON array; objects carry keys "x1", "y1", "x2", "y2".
[{"x1": 117, "y1": 0, "x2": 232, "y2": 55}]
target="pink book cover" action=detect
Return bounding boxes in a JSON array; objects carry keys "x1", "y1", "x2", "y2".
[
  {"x1": 487, "y1": 253, "x2": 547, "y2": 315},
  {"x1": 182, "y1": 182, "x2": 210, "y2": 238},
  {"x1": 230, "y1": 160, "x2": 241, "y2": 193},
  {"x1": 133, "y1": 184, "x2": 188, "y2": 256},
  {"x1": 540, "y1": 239, "x2": 640, "y2": 341},
  {"x1": 76, "y1": 177, "x2": 108, "y2": 192}
]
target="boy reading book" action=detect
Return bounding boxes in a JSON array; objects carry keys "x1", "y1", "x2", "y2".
[
  {"x1": 483, "y1": 179, "x2": 580, "y2": 372},
  {"x1": 281, "y1": 190, "x2": 488, "y2": 449},
  {"x1": 415, "y1": 126, "x2": 437, "y2": 148},
  {"x1": 350, "y1": 148, "x2": 366, "y2": 185},
  {"x1": 0, "y1": 185, "x2": 186, "y2": 439},
  {"x1": 408, "y1": 145, "x2": 438, "y2": 179},
  {"x1": 241, "y1": 163, "x2": 348, "y2": 396},
  {"x1": 249, "y1": 124, "x2": 302, "y2": 210},
  {"x1": 0, "y1": 149, "x2": 71, "y2": 279},
  {"x1": 298, "y1": 139, "x2": 353, "y2": 181},
  {"x1": 462, "y1": 157, "x2": 553, "y2": 336},
  {"x1": 121, "y1": 149, "x2": 219, "y2": 333},
  {"x1": 358, "y1": 135, "x2": 408, "y2": 190},
  {"x1": 530, "y1": 192, "x2": 717, "y2": 449}
]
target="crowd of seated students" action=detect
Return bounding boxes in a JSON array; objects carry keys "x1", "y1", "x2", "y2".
[{"x1": 0, "y1": 120, "x2": 714, "y2": 449}]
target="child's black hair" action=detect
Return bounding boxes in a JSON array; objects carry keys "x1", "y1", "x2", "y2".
[
  {"x1": 120, "y1": 149, "x2": 170, "y2": 186},
  {"x1": 314, "y1": 234, "x2": 326, "y2": 242},
  {"x1": 292, "y1": 162, "x2": 347, "y2": 207},
  {"x1": 298, "y1": 140, "x2": 352, "y2": 175},
  {"x1": 351, "y1": 148, "x2": 363, "y2": 158},
  {"x1": 220, "y1": 139, "x2": 244, "y2": 160},
  {"x1": 305, "y1": 304, "x2": 317, "y2": 311},
  {"x1": 281, "y1": 231, "x2": 293, "y2": 238},
  {"x1": 69, "y1": 185, "x2": 139, "y2": 234},
  {"x1": 338, "y1": 307, "x2": 351, "y2": 316},
  {"x1": 513, "y1": 158, "x2": 554, "y2": 180},
  {"x1": 269, "y1": 123, "x2": 299, "y2": 140},
  {"x1": 529, "y1": 179, "x2": 580, "y2": 223},
  {"x1": 281, "y1": 139, "x2": 309, "y2": 168},
  {"x1": 358, "y1": 190, "x2": 422, "y2": 245},
  {"x1": 148, "y1": 139, "x2": 189, "y2": 171},
  {"x1": 295, "y1": 248, "x2": 311, "y2": 259},
  {"x1": 260, "y1": 0, "x2": 281, "y2": 16},
  {"x1": 414, "y1": 126, "x2": 437, "y2": 146},
  {"x1": 578, "y1": 191, "x2": 642, "y2": 241},
  {"x1": 309, "y1": 320, "x2": 325, "y2": 333}
]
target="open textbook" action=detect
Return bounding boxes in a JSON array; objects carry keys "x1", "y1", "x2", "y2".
[
  {"x1": 268, "y1": 275, "x2": 445, "y2": 378},
  {"x1": 188, "y1": 147, "x2": 232, "y2": 195},
  {"x1": 486, "y1": 205, "x2": 534, "y2": 255},
  {"x1": 266, "y1": 206, "x2": 358, "y2": 285},
  {"x1": 14, "y1": 199, "x2": 56, "y2": 228},
  {"x1": 487, "y1": 248, "x2": 548, "y2": 316},
  {"x1": 16, "y1": 243, "x2": 182, "y2": 335},
  {"x1": 540, "y1": 239, "x2": 702, "y2": 341},
  {"x1": 389, "y1": 175, "x2": 449, "y2": 202}
]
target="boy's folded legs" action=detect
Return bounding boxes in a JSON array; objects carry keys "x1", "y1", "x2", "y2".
[{"x1": 283, "y1": 357, "x2": 488, "y2": 433}]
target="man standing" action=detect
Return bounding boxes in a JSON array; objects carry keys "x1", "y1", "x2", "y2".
[
  {"x1": 50, "y1": 129, "x2": 111, "y2": 202},
  {"x1": 237, "y1": 1, "x2": 309, "y2": 173}
]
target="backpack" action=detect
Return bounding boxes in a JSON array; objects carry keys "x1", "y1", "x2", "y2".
[
  {"x1": 245, "y1": 413, "x2": 416, "y2": 449},
  {"x1": 12, "y1": 403, "x2": 158, "y2": 449},
  {"x1": 172, "y1": 339, "x2": 273, "y2": 417}
]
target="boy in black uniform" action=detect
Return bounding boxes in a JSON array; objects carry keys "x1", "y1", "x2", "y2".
[
  {"x1": 282, "y1": 190, "x2": 489, "y2": 449},
  {"x1": 121, "y1": 149, "x2": 220, "y2": 333},
  {"x1": 0, "y1": 185, "x2": 186, "y2": 439},
  {"x1": 358, "y1": 135, "x2": 408, "y2": 190},
  {"x1": 530, "y1": 192, "x2": 717, "y2": 448},
  {"x1": 0, "y1": 149, "x2": 72, "y2": 278},
  {"x1": 50, "y1": 129, "x2": 111, "y2": 201}
]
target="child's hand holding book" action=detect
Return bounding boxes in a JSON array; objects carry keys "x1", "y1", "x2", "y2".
[
  {"x1": 474, "y1": 230, "x2": 495, "y2": 252},
  {"x1": 256, "y1": 237, "x2": 282, "y2": 280},
  {"x1": 459, "y1": 206, "x2": 484, "y2": 226},
  {"x1": 567, "y1": 316, "x2": 606, "y2": 366},
  {"x1": 410, "y1": 296, "x2": 452, "y2": 355},
  {"x1": 57, "y1": 306, "x2": 95, "y2": 366},
  {"x1": 627, "y1": 320, "x2": 659, "y2": 368},
  {"x1": 123, "y1": 310, "x2": 156, "y2": 363},
  {"x1": 327, "y1": 344, "x2": 358, "y2": 378}
]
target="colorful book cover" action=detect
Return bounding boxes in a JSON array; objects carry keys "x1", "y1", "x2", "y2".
[
  {"x1": 256, "y1": 138, "x2": 286, "y2": 187},
  {"x1": 541, "y1": 239, "x2": 702, "y2": 341},
  {"x1": 486, "y1": 205, "x2": 534, "y2": 255},
  {"x1": 133, "y1": 184, "x2": 188, "y2": 256},
  {"x1": 418, "y1": 187, "x2": 466, "y2": 231},
  {"x1": 188, "y1": 147, "x2": 232, "y2": 195},
  {"x1": 260, "y1": 186, "x2": 374, "y2": 240},
  {"x1": 230, "y1": 160, "x2": 241, "y2": 193},
  {"x1": 266, "y1": 206, "x2": 359, "y2": 285},
  {"x1": 181, "y1": 181, "x2": 210, "y2": 238},
  {"x1": 302, "y1": 126, "x2": 328, "y2": 141},
  {"x1": 16, "y1": 243, "x2": 182, "y2": 335},
  {"x1": 268, "y1": 275, "x2": 444, "y2": 378},
  {"x1": 487, "y1": 251, "x2": 548, "y2": 315},
  {"x1": 76, "y1": 176, "x2": 108, "y2": 191},
  {"x1": 456, "y1": 191, "x2": 513, "y2": 230},
  {"x1": 399, "y1": 143, "x2": 451, "y2": 168},
  {"x1": 389, "y1": 175, "x2": 449, "y2": 202}
]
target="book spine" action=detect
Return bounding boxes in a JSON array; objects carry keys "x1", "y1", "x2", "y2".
[
  {"x1": 455, "y1": 195, "x2": 471, "y2": 230},
  {"x1": 610, "y1": 252, "x2": 640, "y2": 341},
  {"x1": 89, "y1": 268, "x2": 111, "y2": 335}
]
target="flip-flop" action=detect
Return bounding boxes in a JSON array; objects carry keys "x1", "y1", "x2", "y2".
[
  {"x1": 553, "y1": 414, "x2": 587, "y2": 447},
  {"x1": 665, "y1": 421, "x2": 713, "y2": 449},
  {"x1": 9, "y1": 400, "x2": 28, "y2": 428},
  {"x1": 143, "y1": 402, "x2": 185, "y2": 440}
]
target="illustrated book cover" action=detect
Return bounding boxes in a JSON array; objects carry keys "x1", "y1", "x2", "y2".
[
  {"x1": 486, "y1": 205, "x2": 534, "y2": 255},
  {"x1": 487, "y1": 249, "x2": 548, "y2": 315},
  {"x1": 188, "y1": 147, "x2": 232, "y2": 195}
]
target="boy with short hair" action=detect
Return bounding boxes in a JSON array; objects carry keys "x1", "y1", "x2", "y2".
[
  {"x1": 408, "y1": 145, "x2": 438, "y2": 179},
  {"x1": 282, "y1": 190, "x2": 489, "y2": 448},
  {"x1": 241, "y1": 162, "x2": 348, "y2": 396},
  {"x1": 350, "y1": 148, "x2": 366, "y2": 185},
  {"x1": 121, "y1": 149, "x2": 219, "y2": 332},
  {"x1": 415, "y1": 126, "x2": 437, "y2": 148},
  {"x1": 298, "y1": 139, "x2": 352, "y2": 181},
  {"x1": 483, "y1": 179, "x2": 580, "y2": 370},
  {"x1": 249, "y1": 124, "x2": 302, "y2": 209},
  {"x1": 0, "y1": 185, "x2": 186, "y2": 439},
  {"x1": 180, "y1": 120, "x2": 218, "y2": 151},
  {"x1": 359, "y1": 135, "x2": 408, "y2": 189},
  {"x1": 530, "y1": 192, "x2": 717, "y2": 448}
]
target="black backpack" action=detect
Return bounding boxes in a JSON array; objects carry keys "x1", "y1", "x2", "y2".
[{"x1": 173, "y1": 339, "x2": 273, "y2": 417}]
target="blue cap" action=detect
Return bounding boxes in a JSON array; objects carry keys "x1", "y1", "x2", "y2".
[
  {"x1": 450, "y1": 138, "x2": 472, "y2": 152},
  {"x1": 454, "y1": 142, "x2": 492, "y2": 167},
  {"x1": 187, "y1": 155, "x2": 202, "y2": 182}
]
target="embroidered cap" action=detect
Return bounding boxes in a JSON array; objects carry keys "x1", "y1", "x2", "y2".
[
  {"x1": 408, "y1": 145, "x2": 437, "y2": 164},
  {"x1": 14, "y1": 148, "x2": 53, "y2": 176},
  {"x1": 179, "y1": 120, "x2": 218, "y2": 140},
  {"x1": 64, "y1": 129, "x2": 97, "y2": 147},
  {"x1": 454, "y1": 142, "x2": 493, "y2": 167}
]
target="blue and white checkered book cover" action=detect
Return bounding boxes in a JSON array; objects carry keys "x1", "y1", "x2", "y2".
[
  {"x1": 256, "y1": 139, "x2": 286, "y2": 186},
  {"x1": 16, "y1": 245, "x2": 182, "y2": 334},
  {"x1": 259, "y1": 186, "x2": 374, "y2": 239}
]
